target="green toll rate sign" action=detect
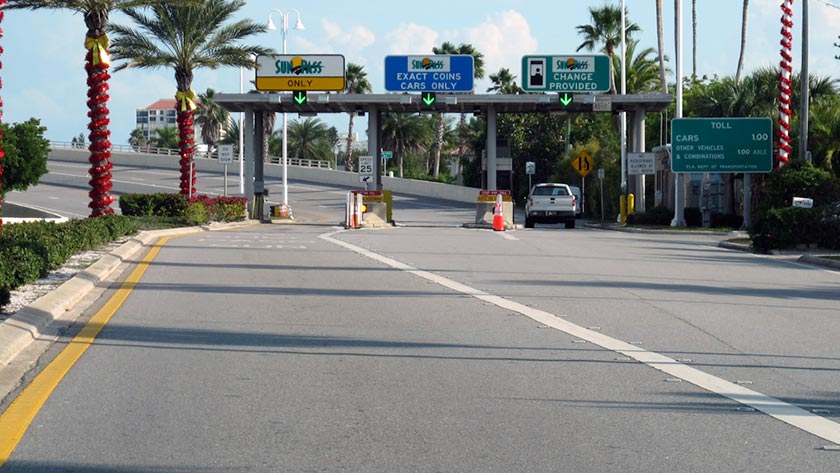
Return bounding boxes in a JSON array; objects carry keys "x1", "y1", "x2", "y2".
[{"x1": 671, "y1": 118, "x2": 773, "y2": 173}]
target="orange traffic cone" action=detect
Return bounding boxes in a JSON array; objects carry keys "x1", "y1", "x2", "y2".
[{"x1": 492, "y1": 196, "x2": 505, "y2": 231}]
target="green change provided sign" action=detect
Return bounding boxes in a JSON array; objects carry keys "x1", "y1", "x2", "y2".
[{"x1": 671, "y1": 118, "x2": 773, "y2": 173}]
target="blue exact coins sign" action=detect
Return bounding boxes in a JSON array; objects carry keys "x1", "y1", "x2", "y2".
[{"x1": 384, "y1": 55, "x2": 474, "y2": 92}]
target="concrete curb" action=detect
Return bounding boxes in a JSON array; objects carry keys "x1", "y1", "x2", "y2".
[
  {"x1": 585, "y1": 222, "x2": 745, "y2": 237},
  {"x1": 718, "y1": 241, "x2": 753, "y2": 252},
  {"x1": 0, "y1": 221, "x2": 255, "y2": 367},
  {"x1": 799, "y1": 255, "x2": 840, "y2": 270}
]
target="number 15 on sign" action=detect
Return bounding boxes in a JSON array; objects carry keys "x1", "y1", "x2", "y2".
[{"x1": 572, "y1": 150, "x2": 593, "y2": 177}]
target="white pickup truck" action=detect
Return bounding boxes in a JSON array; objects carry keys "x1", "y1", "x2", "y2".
[{"x1": 525, "y1": 183, "x2": 577, "y2": 229}]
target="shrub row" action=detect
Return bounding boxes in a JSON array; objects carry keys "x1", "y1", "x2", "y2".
[
  {"x1": 0, "y1": 215, "x2": 137, "y2": 306},
  {"x1": 627, "y1": 205, "x2": 743, "y2": 229},
  {"x1": 119, "y1": 193, "x2": 248, "y2": 224},
  {"x1": 749, "y1": 206, "x2": 840, "y2": 252}
]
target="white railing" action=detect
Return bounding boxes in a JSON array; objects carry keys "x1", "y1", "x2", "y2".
[{"x1": 50, "y1": 141, "x2": 332, "y2": 169}]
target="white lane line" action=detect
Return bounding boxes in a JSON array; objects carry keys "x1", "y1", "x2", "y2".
[{"x1": 319, "y1": 229, "x2": 840, "y2": 446}]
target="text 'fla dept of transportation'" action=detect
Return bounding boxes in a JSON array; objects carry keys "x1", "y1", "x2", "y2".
[
  {"x1": 671, "y1": 117, "x2": 773, "y2": 173},
  {"x1": 521, "y1": 55, "x2": 610, "y2": 93},
  {"x1": 384, "y1": 55, "x2": 474, "y2": 92},
  {"x1": 255, "y1": 54, "x2": 346, "y2": 92}
]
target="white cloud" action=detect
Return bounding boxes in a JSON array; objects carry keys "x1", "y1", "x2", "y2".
[
  {"x1": 322, "y1": 18, "x2": 376, "y2": 49},
  {"x1": 463, "y1": 10, "x2": 538, "y2": 89},
  {"x1": 289, "y1": 19, "x2": 376, "y2": 68},
  {"x1": 384, "y1": 23, "x2": 439, "y2": 55}
]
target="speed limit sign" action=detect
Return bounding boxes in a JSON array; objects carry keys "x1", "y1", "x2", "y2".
[{"x1": 358, "y1": 156, "x2": 374, "y2": 182}]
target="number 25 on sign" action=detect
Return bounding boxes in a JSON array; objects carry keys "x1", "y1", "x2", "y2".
[{"x1": 572, "y1": 150, "x2": 593, "y2": 177}]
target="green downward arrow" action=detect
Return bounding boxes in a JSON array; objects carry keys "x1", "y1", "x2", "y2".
[
  {"x1": 422, "y1": 92, "x2": 436, "y2": 106},
  {"x1": 294, "y1": 91, "x2": 307, "y2": 105},
  {"x1": 560, "y1": 93, "x2": 573, "y2": 106}
]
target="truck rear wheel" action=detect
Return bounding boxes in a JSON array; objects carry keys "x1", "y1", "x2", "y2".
[
  {"x1": 565, "y1": 220, "x2": 576, "y2": 229},
  {"x1": 525, "y1": 217, "x2": 535, "y2": 228}
]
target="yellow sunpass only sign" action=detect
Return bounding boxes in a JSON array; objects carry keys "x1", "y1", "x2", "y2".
[{"x1": 255, "y1": 54, "x2": 346, "y2": 92}]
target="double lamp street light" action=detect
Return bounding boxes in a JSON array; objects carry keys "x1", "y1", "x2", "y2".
[{"x1": 267, "y1": 8, "x2": 304, "y2": 217}]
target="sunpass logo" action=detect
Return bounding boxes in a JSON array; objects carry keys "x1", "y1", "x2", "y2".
[
  {"x1": 275, "y1": 56, "x2": 324, "y2": 75},
  {"x1": 407, "y1": 55, "x2": 451, "y2": 72},
  {"x1": 411, "y1": 58, "x2": 445, "y2": 70},
  {"x1": 556, "y1": 57, "x2": 592, "y2": 71}
]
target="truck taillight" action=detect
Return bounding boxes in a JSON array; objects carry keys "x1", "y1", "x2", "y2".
[{"x1": 571, "y1": 196, "x2": 577, "y2": 209}]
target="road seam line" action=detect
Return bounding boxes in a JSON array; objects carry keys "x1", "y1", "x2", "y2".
[{"x1": 319, "y1": 229, "x2": 840, "y2": 446}]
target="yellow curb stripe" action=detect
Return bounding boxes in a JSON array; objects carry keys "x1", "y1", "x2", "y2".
[{"x1": 0, "y1": 236, "x2": 175, "y2": 466}]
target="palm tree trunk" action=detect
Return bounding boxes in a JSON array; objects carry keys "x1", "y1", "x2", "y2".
[
  {"x1": 433, "y1": 113, "x2": 445, "y2": 178},
  {"x1": 345, "y1": 114, "x2": 355, "y2": 171},
  {"x1": 176, "y1": 106, "x2": 196, "y2": 195},
  {"x1": 692, "y1": 0, "x2": 698, "y2": 79},
  {"x1": 0, "y1": 0, "x2": 5, "y2": 232},
  {"x1": 735, "y1": 0, "x2": 750, "y2": 84},
  {"x1": 263, "y1": 112, "x2": 275, "y2": 163},
  {"x1": 655, "y1": 0, "x2": 668, "y2": 94},
  {"x1": 85, "y1": 32, "x2": 116, "y2": 216}
]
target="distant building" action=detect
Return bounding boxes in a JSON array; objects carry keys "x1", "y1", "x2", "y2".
[{"x1": 135, "y1": 99, "x2": 204, "y2": 144}]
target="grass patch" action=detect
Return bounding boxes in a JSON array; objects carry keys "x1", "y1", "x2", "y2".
[{"x1": 819, "y1": 255, "x2": 840, "y2": 261}]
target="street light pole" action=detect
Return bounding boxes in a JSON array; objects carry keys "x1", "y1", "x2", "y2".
[
  {"x1": 239, "y1": 65, "x2": 245, "y2": 194},
  {"x1": 268, "y1": 9, "x2": 304, "y2": 215}
]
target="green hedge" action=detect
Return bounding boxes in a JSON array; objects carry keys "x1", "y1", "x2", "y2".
[
  {"x1": 119, "y1": 193, "x2": 247, "y2": 223},
  {"x1": 749, "y1": 206, "x2": 839, "y2": 252},
  {"x1": 749, "y1": 161, "x2": 840, "y2": 252},
  {"x1": 627, "y1": 205, "x2": 673, "y2": 225},
  {"x1": 119, "y1": 193, "x2": 187, "y2": 217},
  {"x1": 0, "y1": 215, "x2": 137, "y2": 307}
]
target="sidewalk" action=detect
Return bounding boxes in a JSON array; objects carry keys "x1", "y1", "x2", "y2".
[{"x1": 585, "y1": 221, "x2": 840, "y2": 271}]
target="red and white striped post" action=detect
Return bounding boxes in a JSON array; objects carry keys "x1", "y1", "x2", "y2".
[{"x1": 778, "y1": 0, "x2": 795, "y2": 169}]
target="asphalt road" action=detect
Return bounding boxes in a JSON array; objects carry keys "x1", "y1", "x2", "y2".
[{"x1": 1, "y1": 160, "x2": 839, "y2": 472}]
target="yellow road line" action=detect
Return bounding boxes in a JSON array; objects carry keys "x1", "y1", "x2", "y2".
[{"x1": 0, "y1": 236, "x2": 175, "y2": 466}]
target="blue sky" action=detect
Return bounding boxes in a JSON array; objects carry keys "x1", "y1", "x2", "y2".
[{"x1": 2, "y1": 0, "x2": 839, "y2": 146}]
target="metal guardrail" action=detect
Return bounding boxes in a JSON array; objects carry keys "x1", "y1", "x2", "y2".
[{"x1": 50, "y1": 141, "x2": 332, "y2": 169}]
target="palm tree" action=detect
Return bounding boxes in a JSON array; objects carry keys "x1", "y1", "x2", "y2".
[
  {"x1": 431, "y1": 42, "x2": 484, "y2": 179},
  {"x1": 487, "y1": 68, "x2": 522, "y2": 94},
  {"x1": 219, "y1": 118, "x2": 240, "y2": 152},
  {"x1": 655, "y1": 0, "x2": 668, "y2": 94},
  {"x1": 194, "y1": 88, "x2": 230, "y2": 157},
  {"x1": 381, "y1": 113, "x2": 431, "y2": 178},
  {"x1": 3, "y1": 0, "x2": 180, "y2": 217},
  {"x1": 128, "y1": 127, "x2": 148, "y2": 149},
  {"x1": 262, "y1": 111, "x2": 276, "y2": 163},
  {"x1": 735, "y1": 0, "x2": 750, "y2": 83},
  {"x1": 288, "y1": 117, "x2": 331, "y2": 161},
  {"x1": 109, "y1": 0, "x2": 271, "y2": 195},
  {"x1": 575, "y1": 4, "x2": 640, "y2": 94},
  {"x1": 344, "y1": 63, "x2": 372, "y2": 172},
  {"x1": 809, "y1": 95, "x2": 840, "y2": 175},
  {"x1": 612, "y1": 40, "x2": 669, "y2": 94},
  {"x1": 152, "y1": 125, "x2": 179, "y2": 149}
]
